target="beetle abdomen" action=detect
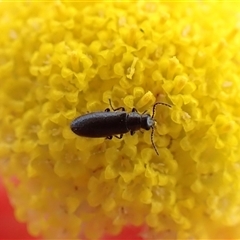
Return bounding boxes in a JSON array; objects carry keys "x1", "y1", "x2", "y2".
[{"x1": 71, "y1": 111, "x2": 128, "y2": 138}]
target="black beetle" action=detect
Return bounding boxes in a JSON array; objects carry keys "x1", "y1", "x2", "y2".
[{"x1": 70, "y1": 100, "x2": 172, "y2": 155}]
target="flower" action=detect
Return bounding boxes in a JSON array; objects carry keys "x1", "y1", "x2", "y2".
[
  {"x1": 1, "y1": 1, "x2": 240, "y2": 239},
  {"x1": 0, "y1": 178, "x2": 38, "y2": 239},
  {"x1": 0, "y1": 178, "x2": 142, "y2": 239}
]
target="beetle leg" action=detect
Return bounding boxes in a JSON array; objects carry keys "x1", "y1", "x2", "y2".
[
  {"x1": 114, "y1": 134, "x2": 123, "y2": 139},
  {"x1": 105, "y1": 108, "x2": 110, "y2": 112},
  {"x1": 108, "y1": 99, "x2": 125, "y2": 111},
  {"x1": 132, "y1": 108, "x2": 148, "y2": 115},
  {"x1": 130, "y1": 130, "x2": 135, "y2": 135},
  {"x1": 114, "y1": 107, "x2": 125, "y2": 111},
  {"x1": 106, "y1": 134, "x2": 123, "y2": 139}
]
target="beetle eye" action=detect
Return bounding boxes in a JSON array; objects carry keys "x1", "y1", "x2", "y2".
[{"x1": 147, "y1": 116, "x2": 154, "y2": 128}]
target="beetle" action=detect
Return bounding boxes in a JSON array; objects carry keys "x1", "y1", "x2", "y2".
[{"x1": 70, "y1": 100, "x2": 172, "y2": 155}]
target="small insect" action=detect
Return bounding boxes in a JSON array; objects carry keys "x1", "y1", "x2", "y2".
[{"x1": 70, "y1": 100, "x2": 172, "y2": 155}]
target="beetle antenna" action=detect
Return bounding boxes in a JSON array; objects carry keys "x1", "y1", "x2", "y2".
[
  {"x1": 151, "y1": 102, "x2": 172, "y2": 155},
  {"x1": 152, "y1": 102, "x2": 172, "y2": 118},
  {"x1": 151, "y1": 127, "x2": 159, "y2": 155}
]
